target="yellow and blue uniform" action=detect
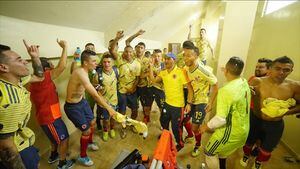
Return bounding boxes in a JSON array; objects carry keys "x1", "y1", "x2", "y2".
[
  {"x1": 149, "y1": 63, "x2": 165, "y2": 109},
  {"x1": 136, "y1": 56, "x2": 152, "y2": 107},
  {"x1": 186, "y1": 64, "x2": 217, "y2": 124},
  {"x1": 0, "y1": 78, "x2": 40, "y2": 169}
]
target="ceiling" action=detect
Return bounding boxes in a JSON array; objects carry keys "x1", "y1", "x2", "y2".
[{"x1": 0, "y1": 1, "x2": 207, "y2": 42}]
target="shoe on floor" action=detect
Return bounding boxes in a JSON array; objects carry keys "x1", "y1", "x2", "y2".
[
  {"x1": 252, "y1": 161, "x2": 262, "y2": 169},
  {"x1": 48, "y1": 152, "x2": 59, "y2": 164},
  {"x1": 191, "y1": 146, "x2": 200, "y2": 157},
  {"x1": 57, "y1": 159, "x2": 75, "y2": 169},
  {"x1": 110, "y1": 129, "x2": 116, "y2": 138},
  {"x1": 176, "y1": 144, "x2": 184, "y2": 152},
  {"x1": 77, "y1": 156, "x2": 94, "y2": 166},
  {"x1": 88, "y1": 142, "x2": 99, "y2": 151},
  {"x1": 184, "y1": 135, "x2": 194, "y2": 144},
  {"x1": 240, "y1": 155, "x2": 249, "y2": 167},
  {"x1": 103, "y1": 131, "x2": 109, "y2": 142}
]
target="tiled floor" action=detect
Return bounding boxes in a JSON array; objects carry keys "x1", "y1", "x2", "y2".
[{"x1": 38, "y1": 108, "x2": 300, "y2": 169}]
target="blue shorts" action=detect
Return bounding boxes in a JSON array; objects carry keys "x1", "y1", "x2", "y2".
[
  {"x1": 41, "y1": 118, "x2": 69, "y2": 145},
  {"x1": 190, "y1": 104, "x2": 206, "y2": 124},
  {"x1": 118, "y1": 92, "x2": 138, "y2": 113},
  {"x1": 97, "y1": 105, "x2": 117, "y2": 120},
  {"x1": 0, "y1": 146, "x2": 40, "y2": 169},
  {"x1": 64, "y1": 99, "x2": 94, "y2": 131}
]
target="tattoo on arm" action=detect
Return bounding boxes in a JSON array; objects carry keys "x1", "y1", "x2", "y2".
[
  {"x1": 0, "y1": 147, "x2": 25, "y2": 169},
  {"x1": 31, "y1": 58, "x2": 44, "y2": 77}
]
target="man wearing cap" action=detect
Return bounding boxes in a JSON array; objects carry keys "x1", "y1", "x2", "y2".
[{"x1": 149, "y1": 52, "x2": 193, "y2": 151}]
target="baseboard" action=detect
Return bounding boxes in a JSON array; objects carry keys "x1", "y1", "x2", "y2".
[{"x1": 280, "y1": 140, "x2": 300, "y2": 160}]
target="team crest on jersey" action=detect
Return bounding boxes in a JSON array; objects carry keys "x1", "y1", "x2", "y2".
[
  {"x1": 81, "y1": 124, "x2": 87, "y2": 130},
  {"x1": 173, "y1": 74, "x2": 176, "y2": 79}
]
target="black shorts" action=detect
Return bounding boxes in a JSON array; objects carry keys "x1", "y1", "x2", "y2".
[
  {"x1": 149, "y1": 87, "x2": 165, "y2": 109},
  {"x1": 190, "y1": 103, "x2": 206, "y2": 124},
  {"x1": 137, "y1": 86, "x2": 153, "y2": 107},
  {"x1": 118, "y1": 92, "x2": 138, "y2": 113}
]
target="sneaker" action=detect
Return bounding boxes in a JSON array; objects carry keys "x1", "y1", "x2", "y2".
[
  {"x1": 176, "y1": 144, "x2": 184, "y2": 152},
  {"x1": 88, "y1": 142, "x2": 99, "y2": 151},
  {"x1": 184, "y1": 136, "x2": 194, "y2": 144},
  {"x1": 252, "y1": 161, "x2": 262, "y2": 169},
  {"x1": 57, "y1": 159, "x2": 75, "y2": 169},
  {"x1": 120, "y1": 128, "x2": 127, "y2": 139},
  {"x1": 77, "y1": 156, "x2": 94, "y2": 166},
  {"x1": 191, "y1": 146, "x2": 200, "y2": 157},
  {"x1": 110, "y1": 129, "x2": 116, "y2": 138},
  {"x1": 240, "y1": 155, "x2": 249, "y2": 167},
  {"x1": 103, "y1": 131, "x2": 109, "y2": 142},
  {"x1": 48, "y1": 152, "x2": 59, "y2": 164}
]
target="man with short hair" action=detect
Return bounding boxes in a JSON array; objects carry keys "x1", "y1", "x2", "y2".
[
  {"x1": 240, "y1": 56, "x2": 300, "y2": 169},
  {"x1": 0, "y1": 40, "x2": 44, "y2": 169},
  {"x1": 188, "y1": 25, "x2": 214, "y2": 65},
  {"x1": 29, "y1": 39, "x2": 74, "y2": 169},
  {"x1": 149, "y1": 52, "x2": 193, "y2": 151},
  {"x1": 93, "y1": 53, "x2": 118, "y2": 141},
  {"x1": 183, "y1": 41, "x2": 218, "y2": 157},
  {"x1": 64, "y1": 50, "x2": 117, "y2": 166},
  {"x1": 200, "y1": 56, "x2": 250, "y2": 169},
  {"x1": 248, "y1": 58, "x2": 272, "y2": 82},
  {"x1": 110, "y1": 31, "x2": 141, "y2": 138},
  {"x1": 148, "y1": 49, "x2": 165, "y2": 124},
  {"x1": 125, "y1": 30, "x2": 152, "y2": 124}
]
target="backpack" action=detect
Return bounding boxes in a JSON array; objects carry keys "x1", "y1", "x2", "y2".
[{"x1": 96, "y1": 66, "x2": 119, "y2": 88}]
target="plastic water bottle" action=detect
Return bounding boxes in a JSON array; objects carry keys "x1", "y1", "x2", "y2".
[{"x1": 74, "y1": 47, "x2": 81, "y2": 66}]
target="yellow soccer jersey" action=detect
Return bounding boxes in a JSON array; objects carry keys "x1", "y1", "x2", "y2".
[
  {"x1": 0, "y1": 79, "x2": 32, "y2": 134},
  {"x1": 137, "y1": 56, "x2": 150, "y2": 87},
  {"x1": 150, "y1": 63, "x2": 164, "y2": 90},
  {"x1": 118, "y1": 59, "x2": 141, "y2": 94},
  {"x1": 186, "y1": 64, "x2": 217, "y2": 104},
  {"x1": 194, "y1": 38, "x2": 210, "y2": 61},
  {"x1": 158, "y1": 66, "x2": 189, "y2": 107},
  {"x1": 93, "y1": 69, "x2": 118, "y2": 106}
]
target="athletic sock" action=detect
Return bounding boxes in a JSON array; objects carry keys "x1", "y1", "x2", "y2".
[{"x1": 80, "y1": 135, "x2": 89, "y2": 157}]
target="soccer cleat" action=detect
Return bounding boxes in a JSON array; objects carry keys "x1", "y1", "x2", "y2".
[
  {"x1": 102, "y1": 132, "x2": 109, "y2": 142},
  {"x1": 77, "y1": 156, "x2": 94, "y2": 166},
  {"x1": 48, "y1": 152, "x2": 59, "y2": 164},
  {"x1": 57, "y1": 159, "x2": 75, "y2": 169},
  {"x1": 176, "y1": 144, "x2": 184, "y2": 152},
  {"x1": 184, "y1": 136, "x2": 194, "y2": 144},
  {"x1": 191, "y1": 146, "x2": 201, "y2": 157},
  {"x1": 240, "y1": 155, "x2": 250, "y2": 167},
  {"x1": 252, "y1": 161, "x2": 262, "y2": 169},
  {"x1": 88, "y1": 142, "x2": 99, "y2": 151},
  {"x1": 110, "y1": 129, "x2": 116, "y2": 138}
]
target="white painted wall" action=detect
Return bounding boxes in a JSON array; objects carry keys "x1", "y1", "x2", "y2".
[{"x1": 0, "y1": 15, "x2": 106, "y2": 58}]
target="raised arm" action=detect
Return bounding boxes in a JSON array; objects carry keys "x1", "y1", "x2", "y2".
[
  {"x1": 23, "y1": 40, "x2": 44, "y2": 83},
  {"x1": 50, "y1": 39, "x2": 68, "y2": 80},
  {"x1": 148, "y1": 59, "x2": 162, "y2": 83},
  {"x1": 109, "y1": 30, "x2": 124, "y2": 60},
  {"x1": 188, "y1": 24, "x2": 192, "y2": 40},
  {"x1": 125, "y1": 29, "x2": 145, "y2": 46}
]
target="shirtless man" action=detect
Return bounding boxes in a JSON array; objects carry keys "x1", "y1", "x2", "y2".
[
  {"x1": 240, "y1": 56, "x2": 300, "y2": 169},
  {"x1": 64, "y1": 50, "x2": 116, "y2": 166}
]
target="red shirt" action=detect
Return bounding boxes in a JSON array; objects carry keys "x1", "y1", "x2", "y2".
[{"x1": 30, "y1": 70, "x2": 62, "y2": 125}]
